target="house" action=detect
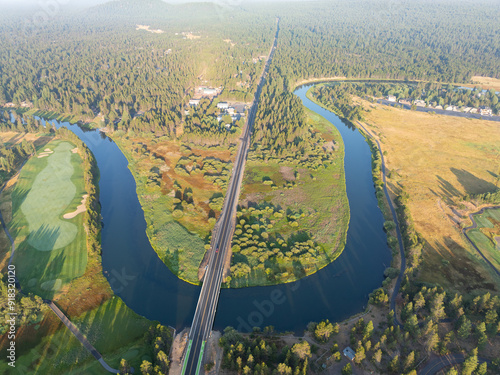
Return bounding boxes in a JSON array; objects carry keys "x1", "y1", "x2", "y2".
[
  {"x1": 217, "y1": 102, "x2": 229, "y2": 110},
  {"x1": 227, "y1": 107, "x2": 235, "y2": 115},
  {"x1": 202, "y1": 88, "x2": 217, "y2": 96},
  {"x1": 399, "y1": 99, "x2": 411, "y2": 105},
  {"x1": 462, "y1": 107, "x2": 472, "y2": 113},
  {"x1": 414, "y1": 99, "x2": 426, "y2": 107},
  {"x1": 479, "y1": 107, "x2": 492, "y2": 116},
  {"x1": 445, "y1": 106, "x2": 453, "y2": 111},
  {"x1": 343, "y1": 347, "x2": 356, "y2": 361},
  {"x1": 189, "y1": 99, "x2": 200, "y2": 107},
  {"x1": 387, "y1": 95, "x2": 396, "y2": 102},
  {"x1": 470, "y1": 108, "x2": 478, "y2": 114},
  {"x1": 435, "y1": 105, "x2": 443, "y2": 110}
]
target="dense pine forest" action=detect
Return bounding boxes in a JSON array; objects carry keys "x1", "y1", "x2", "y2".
[{"x1": 1, "y1": 0, "x2": 499, "y2": 139}]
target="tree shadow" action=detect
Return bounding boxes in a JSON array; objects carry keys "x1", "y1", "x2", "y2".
[
  {"x1": 450, "y1": 168, "x2": 498, "y2": 195},
  {"x1": 436, "y1": 175, "x2": 461, "y2": 203}
]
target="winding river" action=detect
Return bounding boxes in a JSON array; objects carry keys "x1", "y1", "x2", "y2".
[{"x1": 33, "y1": 84, "x2": 391, "y2": 333}]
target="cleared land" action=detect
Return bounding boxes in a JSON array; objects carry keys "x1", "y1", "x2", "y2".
[
  {"x1": 228, "y1": 108, "x2": 349, "y2": 287},
  {"x1": 114, "y1": 135, "x2": 236, "y2": 284},
  {"x1": 471, "y1": 76, "x2": 500, "y2": 92},
  {"x1": 5, "y1": 140, "x2": 88, "y2": 298},
  {"x1": 467, "y1": 208, "x2": 500, "y2": 270},
  {"x1": 360, "y1": 101, "x2": 500, "y2": 292}
]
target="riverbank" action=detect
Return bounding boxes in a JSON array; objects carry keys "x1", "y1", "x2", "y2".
[
  {"x1": 304, "y1": 85, "x2": 405, "y2": 317},
  {"x1": 111, "y1": 134, "x2": 238, "y2": 285},
  {"x1": 307, "y1": 83, "x2": 500, "y2": 294},
  {"x1": 226, "y1": 107, "x2": 349, "y2": 287},
  {"x1": 0, "y1": 125, "x2": 158, "y2": 374}
]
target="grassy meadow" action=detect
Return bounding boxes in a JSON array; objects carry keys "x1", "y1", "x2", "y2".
[
  {"x1": 0, "y1": 297, "x2": 152, "y2": 375},
  {"x1": 467, "y1": 208, "x2": 500, "y2": 271},
  {"x1": 228, "y1": 108, "x2": 349, "y2": 287},
  {"x1": 470, "y1": 76, "x2": 500, "y2": 92},
  {"x1": 113, "y1": 135, "x2": 236, "y2": 284},
  {"x1": 3, "y1": 140, "x2": 89, "y2": 299},
  {"x1": 360, "y1": 101, "x2": 500, "y2": 292}
]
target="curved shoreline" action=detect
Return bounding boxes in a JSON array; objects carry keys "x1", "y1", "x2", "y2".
[
  {"x1": 302, "y1": 85, "x2": 407, "y2": 326},
  {"x1": 0, "y1": 149, "x2": 119, "y2": 374},
  {"x1": 355, "y1": 121, "x2": 406, "y2": 327}
]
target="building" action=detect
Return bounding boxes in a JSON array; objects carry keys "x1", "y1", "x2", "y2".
[
  {"x1": 217, "y1": 102, "x2": 229, "y2": 110},
  {"x1": 414, "y1": 99, "x2": 426, "y2": 107},
  {"x1": 462, "y1": 107, "x2": 472, "y2": 113},
  {"x1": 470, "y1": 108, "x2": 478, "y2": 114},
  {"x1": 343, "y1": 347, "x2": 356, "y2": 361},
  {"x1": 189, "y1": 99, "x2": 200, "y2": 107},
  {"x1": 399, "y1": 99, "x2": 411, "y2": 105},
  {"x1": 479, "y1": 107, "x2": 492, "y2": 116},
  {"x1": 445, "y1": 106, "x2": 453, "y2": 111},
  {"x1": 387, "y1": 95, "x2": 396, "y2": 102},
  {"x1": 435, "y1": 105, "x2": 443, "y2": 110},
  {"x1": 227, "y1": 107, "x2": 235, "y2": 115},
  {"x1": 202, "y1": 88, "x2": 217, "y2": 96}
]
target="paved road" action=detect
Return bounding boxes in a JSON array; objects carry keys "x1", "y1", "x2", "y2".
[
  {"x1": 418, "y1": 354, "x2": 490, "y2": 375},
  {"x1": 462, "y1": 205, "x2": 500, "y2": 277},
  {"x1": 377, "y1": 99, "x2": 500, "y2": 122},
  {"x1": 356, "y1": 121, "x2": 406, "y2": 327},
  {"x1": 181, "y1": 19, "x2": 280, "y2": 375}
]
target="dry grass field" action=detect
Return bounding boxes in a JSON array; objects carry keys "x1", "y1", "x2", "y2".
[
  {"x1": 470, "y1": 76, "x2": 500, "y2": 92},
  {"x1": 360, "y1": 101, "x2": 500, "y2": 292}
]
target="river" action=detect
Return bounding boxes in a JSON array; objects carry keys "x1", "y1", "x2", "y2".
[{"x1": 28, "y1": 84, "x2": 391, "y2": 333}]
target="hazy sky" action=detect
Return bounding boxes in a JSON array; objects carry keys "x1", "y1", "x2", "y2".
[{"x1": 0, "y1": 0, "x2": 302, "y2": 8}]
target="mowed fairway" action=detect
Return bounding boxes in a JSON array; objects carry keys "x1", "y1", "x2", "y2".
[
  {"x1": 467, "y1": 208, "x2": 500, "y2": 271},
  {"x1": 8, "y1": 140, "x2": 88, "y2": 298},
  {"x1": 361, "y1": 102, "x2": 500, "y2": 291}
]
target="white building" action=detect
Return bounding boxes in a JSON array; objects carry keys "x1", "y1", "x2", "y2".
[
  {"x1": 203, "y1": 88, "x2": 217, "y2": 96},
  {"x1": 479, "y1": 107, "x2": 492, "y2": 116},
  {"x1": 217, "y1": 102, "x2": 229, "y2": 109},
  {"x1": 189, "y1": 99, "x2": 200, "y2": 107},
  {"x1": 387, "y1": 95, "x2": 396, "y2": 102}
]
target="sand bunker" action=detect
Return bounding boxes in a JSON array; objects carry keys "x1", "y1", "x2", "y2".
[
  {"x1": 63, "y1": 194, "x2": 88, "y2": 219},
  {"x1": 37, "y1": 149, "x2": 54, "y2": 158}
]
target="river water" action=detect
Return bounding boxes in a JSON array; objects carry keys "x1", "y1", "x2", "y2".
[{"x1": 31, "y1": 84, "x2": 391, "y2": 333}]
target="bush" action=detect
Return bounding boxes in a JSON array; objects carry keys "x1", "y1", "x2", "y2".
[
  {"x1": 384, "y1": 267, "x2": 399, "y2": 279},
  {"x1": 172, "y1": 209, "x2": 184, "y2": 219}
]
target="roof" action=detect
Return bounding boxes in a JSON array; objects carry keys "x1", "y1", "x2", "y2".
[{"x1": 343, "y1": 347, "x2": 356, "y2": 361}]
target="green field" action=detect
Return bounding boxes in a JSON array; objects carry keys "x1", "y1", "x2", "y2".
[
  {"x1": 8, "y1": 140, "x2": 88, "y2": 298},
  {"x1": 467, "y1": 208, "x2": 500, "y2": 270},
  {"x1": 228, "y1": 108, "x2": 349, "y2": 287},
  {"x1": 0, "y1": 297, "x2": 152, "y2": 375}
]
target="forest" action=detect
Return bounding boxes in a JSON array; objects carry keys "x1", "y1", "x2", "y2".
[
  {"x1": 1, "y1": 1, "x2": 499, "y2": 140},
  {"x1": 0, "y1": 0, "x2": 275, "y2": 135}
]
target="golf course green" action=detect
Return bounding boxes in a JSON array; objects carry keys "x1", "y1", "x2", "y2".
[{"x1": 9, "y1": 140, "x2": 88, "y2": 298}]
